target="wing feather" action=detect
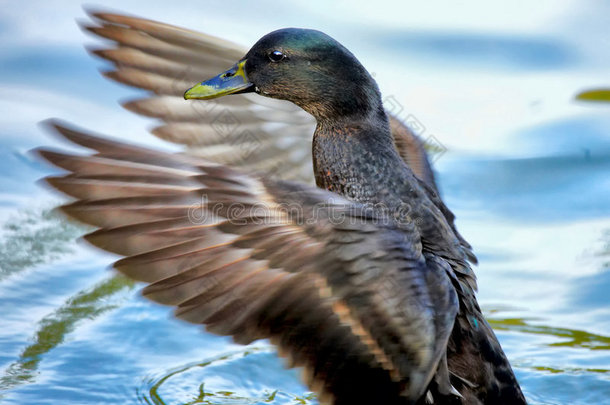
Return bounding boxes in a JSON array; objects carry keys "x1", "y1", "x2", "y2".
[
  {"x1": 38, "y1": 120, "x2": 459, "y2": 404},
  {"x1": 79, "y1": 11, "x2": 481, "y2": 265},
  {"x1": 80, "y1": 11, "x2": 440, "y2": 190}
]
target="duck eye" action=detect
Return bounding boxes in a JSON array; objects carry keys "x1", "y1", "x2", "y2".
[{"x1": 268, "y1": 50, "x2": 285, "y2": 62}]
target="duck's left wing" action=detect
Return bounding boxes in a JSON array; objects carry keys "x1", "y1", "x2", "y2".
[{"x1": 37, "y1": 120, "x2": 459, "y2": 404}]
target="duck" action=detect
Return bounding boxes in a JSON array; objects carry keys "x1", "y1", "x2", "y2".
[
  {"x1": 37, "y1": 11, "x2": 526, "y2": 405},
  {"x1": 82, "y1": 11, "x2": 439, "y2": 194}
]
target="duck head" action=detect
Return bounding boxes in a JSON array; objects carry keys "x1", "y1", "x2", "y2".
[{"x1": 184, "y1": 28, "x2": 384, "y2": 122}]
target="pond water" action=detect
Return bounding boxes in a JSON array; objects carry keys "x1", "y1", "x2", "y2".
[{"x1": 0, "y1": 1, "x2": 609, "y2": 404}]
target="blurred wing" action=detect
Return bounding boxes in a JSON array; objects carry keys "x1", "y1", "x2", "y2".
[
  {"x1": 81, "y1": 11, "x2": 439, "y2": 190},
  {"x1": 388, "y1": 117, "x2": 475, "y2": 263},
  {"x1": 389, "y1": 116, "x2": 438, "y2": 194},
  {"x1": 37, "y1": 120, "x2": 458, "y2": 404},
  {"x1": 82, "y1": 11, "x2": 316, "y2": 183}
]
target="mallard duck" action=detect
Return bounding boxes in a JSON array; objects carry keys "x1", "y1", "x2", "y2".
[
  {"x1": 37, "y1": 11, "x2": 526, "y2": 405},
  {"x1": 82, "y1": 12, "x2": 438, "y2": 194}
]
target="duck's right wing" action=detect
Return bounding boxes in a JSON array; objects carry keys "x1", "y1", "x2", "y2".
[
  {"x1": 37, "y1": 120, "x2": 458, "y2": 404},
  {"x1": 82, "y1": 11, "x2": 318, "y2": 183},
  {"x1": 389, "y1": 116, "x2": 438, "y2": 194}
]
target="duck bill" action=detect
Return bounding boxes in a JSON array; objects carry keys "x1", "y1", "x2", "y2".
[{"x1": 184, "y1": 59, "x2": 254, "y2": 100}]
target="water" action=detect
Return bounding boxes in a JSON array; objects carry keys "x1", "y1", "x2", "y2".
[{"x1": 1, "y1": 1, "x2": 609, "y2": 404}]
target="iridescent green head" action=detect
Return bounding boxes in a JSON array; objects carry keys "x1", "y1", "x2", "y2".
[{"x1": 185, "y1": 28, "x2": 382, "y2": 121}]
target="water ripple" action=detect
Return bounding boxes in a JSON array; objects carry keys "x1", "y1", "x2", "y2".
[{"x1": 138, "y1": 348, "x2": 316, "y2": 405}]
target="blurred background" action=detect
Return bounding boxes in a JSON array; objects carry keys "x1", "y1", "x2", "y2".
[{"x1": 0, "y1": 1, "x2": 609, "y2": 404}]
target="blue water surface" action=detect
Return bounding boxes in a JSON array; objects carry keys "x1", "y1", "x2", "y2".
[{"x1": 0, "y1": 1, "x2": 609, "y2": 404}]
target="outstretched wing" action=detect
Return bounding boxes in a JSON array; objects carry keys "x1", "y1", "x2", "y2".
[
  {"x1": 37, "y1": 120, "x2": 458, "y2": 404},
  {"x1": 81, "y1": 10, "x2": 439, "y2": 191}
]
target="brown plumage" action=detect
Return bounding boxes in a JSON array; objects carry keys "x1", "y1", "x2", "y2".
[
  {"x1": 38, "y1": 121, "x2": 457, "y2": 404},
  {"x1": 36, "y1": 11, "x2": 526, "y2": 405},
  {"x1": 82, "y1": 11, "x2": 438, "y2": 191}
]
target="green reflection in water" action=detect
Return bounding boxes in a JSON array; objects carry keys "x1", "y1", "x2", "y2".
[
  {"x1": 0, "y1": 207, "x2": 85, "y2": 280},
  {"x1": 576, "y1": 88, "x2": 610, "y2": 103},
  {"x1": 141, "y1": 349, "x2": 316, "y2": 405},
  {"x1": 488, "y1": 317, "x2": 610, "y2": 351},
  {"x1": 0, "y1": 274, "x2": 135, "y2": 393},
  {"x1": 532, "y1": 365, "x2": 609, "y2": 374}
]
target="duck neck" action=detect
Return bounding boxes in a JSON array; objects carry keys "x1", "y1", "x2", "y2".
[
  {"x1": 312, "y1": 105, "x2": 404, "y2": 203},
  {"x1": 316, "y1": 100, "x2": 389, "y2": 133},
  {"x1": 313, "y1": 76, "x2": 390, "y2": 135}
]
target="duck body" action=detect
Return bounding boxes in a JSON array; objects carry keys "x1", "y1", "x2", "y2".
[
  {"x1": 311, "y1": 96, "x2": 525, "y2": 405},
  {"x1": 245, "y1": 29, "x2": 526, "y2": 404},
  {"x1": 41, "y1": 15, "x2": 527, "y2": 405}
]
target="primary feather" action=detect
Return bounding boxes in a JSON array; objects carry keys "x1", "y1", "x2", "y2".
[{"x1": 38, "y1": 120, "x2": 459, "y2": 404}]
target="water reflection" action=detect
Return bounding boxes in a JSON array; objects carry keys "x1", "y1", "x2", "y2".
[
  {"x1": 487, "y1": 316, "x2": 610, "y2": 351},
  {"x1": 0, "y1": 2, "x2": 609, "y2": 404},
  {"x1": 375, "y1": 31, "x2": 575, "y2": 71},
  {"x1": 139, "y1": 349, "x2": 316, "y2": 405},
  {"x1": 0, "y1": 207, "x2": 84, "y2": 280},
  {"x1": 0, "y1": 274, "x2": 134, "y2": 393}
]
